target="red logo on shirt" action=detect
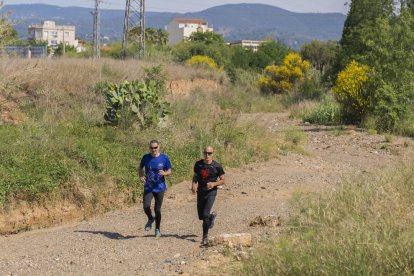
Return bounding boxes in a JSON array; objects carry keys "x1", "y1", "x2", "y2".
[{"x1": 201, "y1": 168, "x2": 209, "y2": 180}]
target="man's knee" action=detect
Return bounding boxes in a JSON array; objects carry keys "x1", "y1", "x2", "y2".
[
  {"x1": 143, "y1": 202, "x2": 151, "y2": 210},
  {"x1": 154, "y1": 207, "x2": 161, "y2": 215}
]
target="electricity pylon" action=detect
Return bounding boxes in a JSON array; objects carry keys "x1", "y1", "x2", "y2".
[{"x1": 122, "y1": 0, "x2": 145, "y2": 58}]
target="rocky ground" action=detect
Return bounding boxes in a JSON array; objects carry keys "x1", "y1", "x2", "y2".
[{"x1": 0, "y1": 113, "x2": 412, "y2": 275}]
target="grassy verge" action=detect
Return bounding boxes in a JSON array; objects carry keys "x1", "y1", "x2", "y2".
[{"x1": 240, "y1": 164, "x2": 414, "y2": 275}]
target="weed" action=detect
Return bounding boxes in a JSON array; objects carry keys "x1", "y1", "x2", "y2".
[
  {"x1": 384, "y1": 133, "x2": 393, "y2": 143},
  {"x1": 367, "y1": 128, "x2": 378, "y2": 135},
  {"x1": 285, "y1": 127, "x2": 307, "y2": 146}
]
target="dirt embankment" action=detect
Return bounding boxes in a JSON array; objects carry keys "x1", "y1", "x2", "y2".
[
  {"x1": 0, "y1": 113, "x2": 412, "y2": 275},
  {"x1": 168, "y1": 79, "x2": 223, "y2": 99}
]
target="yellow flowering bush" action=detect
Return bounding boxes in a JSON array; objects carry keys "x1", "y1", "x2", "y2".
[
  {"x1": 333, "y1": 60, "x2": 370, "y2": 115},
  {"x1": 186, "y1": 55, "x2": 218, "y2": 70},
  {"x1": 259, "y1": 53, "x2": 311, "y2": 94}
]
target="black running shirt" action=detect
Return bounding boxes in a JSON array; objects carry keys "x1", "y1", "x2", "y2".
[{"x1": 193, "y1": 160, "x2": 225, "y2": 191}]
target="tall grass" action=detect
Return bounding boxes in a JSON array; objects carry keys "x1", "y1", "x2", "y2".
[
  {"x1": 215, "y1": 70, "x2": 285, "y2": 113},
  {"x1": 240, "y1": 165, "x2": 414, "y2": 275}
]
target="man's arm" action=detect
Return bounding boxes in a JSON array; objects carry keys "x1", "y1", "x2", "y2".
[
  {"x1": 191, "y1": 173, "x2": 198, "y2": 193},
  {"x1": 159, "y1": 168, "x2": 172, "y2": 176},
  {"x1": 138, "y1": 166, "x2": 145, "y2": 183},
  {"x1": 206, "y1": 174, "x2": 225, "y2": 190}
]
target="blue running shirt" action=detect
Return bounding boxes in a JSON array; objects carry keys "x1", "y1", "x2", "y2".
[{"x1": 140, "y1": 153, "x2": 172, "y2": 193}]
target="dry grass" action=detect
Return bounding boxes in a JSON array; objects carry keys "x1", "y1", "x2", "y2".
[
  {"x1": 0, "y1": 57, "x2": 225, "y2": 123},
  {"x1": 240, "y1": 164, "x2": 414, "y2": 275},
  {"x1": 288, "y1": 100, "x2": 318, "y2": 119}
]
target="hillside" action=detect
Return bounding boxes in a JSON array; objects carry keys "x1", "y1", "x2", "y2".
[{"x1": 3, "y1": 3, "x2": 345, "y2": 48}]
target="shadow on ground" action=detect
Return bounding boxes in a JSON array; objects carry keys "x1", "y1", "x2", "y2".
[
  {"x1": 141, "y1": 233, "x2": 198, "y2": 243},
  {"x1": 74, "y1": 230, "x2": 138, "y2": 240}
]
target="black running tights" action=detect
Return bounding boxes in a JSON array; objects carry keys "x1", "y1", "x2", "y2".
[
  {"x1": 197, "y1": 191, "x2": 216, "y2": 237},
  {"x1": 143, "y1": 190, "x2": 165, "y2": 230}
]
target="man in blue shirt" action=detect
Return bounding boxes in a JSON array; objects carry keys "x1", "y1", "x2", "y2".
[{"x1": 139, "y1": 140, "x2": 172, "y2": 237}]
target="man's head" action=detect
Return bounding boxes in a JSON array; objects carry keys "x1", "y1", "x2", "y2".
[
  {"x1": 203, "y1": 146, "x2": 214, "y2": 162},
  {"x1": 149, "y1": 140, "x2": 160, "y2": 156}
]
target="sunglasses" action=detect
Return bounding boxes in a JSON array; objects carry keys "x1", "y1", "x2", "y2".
[
  {"x1": 150, "y1": 146, "x2": 158, "y2": 150},
  {"x1": 204, "y1": 152, "x2": 213, "y2": 155}
]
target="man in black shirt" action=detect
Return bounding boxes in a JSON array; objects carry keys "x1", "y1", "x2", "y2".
[{"x1": 192, "y1": 146, "x2": 225, "y2": 246}]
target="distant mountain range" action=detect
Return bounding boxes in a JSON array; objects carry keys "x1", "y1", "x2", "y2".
[{"x1": 3, "y1": 3, "x2": 346, "y2": 48}]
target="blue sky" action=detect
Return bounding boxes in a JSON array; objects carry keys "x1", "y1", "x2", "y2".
[{"x1": 4, "y1": 0, "x2": 349, "y2": 14}]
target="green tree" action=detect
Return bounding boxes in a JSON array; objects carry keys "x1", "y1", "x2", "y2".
[
  {"x1": 53, "y1": 43, "x2": 77, "y2": 57},
  {"x1": 300, "y1": 40, "x2": 337, "y2": 73},
  {"x1": 187, "y1": 31, "x2": 224, "y2": 45},
  {"x1": 129, "y1": 27, "x2": 169, "y2": 46},
  {"x1": 229, "y1": 46, "x2": 255, "y2": 70},
  {"x1": 172, "y1": 41, "x2": 231, "y2": 67},
  {"x1": 252, "y1": 40, "x2": 290, "y2": 69},
  {"x1": 0, "y1": 18, "x2": 18, "y2": 46},
  {"x1": 339, "y1": 0, "x2": 394, "y2": 69},
  {"x1": 336, "y1": 0, "x2": 414, "y2": 132}
]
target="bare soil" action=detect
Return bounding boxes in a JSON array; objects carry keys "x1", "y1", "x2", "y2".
[{"x1": 0, "y1": 113, "x2": 412, "y2": 275}]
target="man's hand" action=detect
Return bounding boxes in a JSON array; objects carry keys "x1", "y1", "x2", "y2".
[
  {"x1": 158, "y1": 170, "x2": 166, "y2": 176},
  {"x1": 140, "y1": 176, "x2": 146, "y2": 183},
  {"x1": 191, "y1": 183, "x2": 198, "y2": 194},
  {"x1": 206, "y1": 182, "x2": 215, "y2": 190}
]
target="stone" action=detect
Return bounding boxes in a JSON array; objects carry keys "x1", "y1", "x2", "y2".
[
  {"x1": 249, "y1": 215, "x2": 282, "y2": 227},
  {"x1": 211, "y1": 233, "x2": 253, "y2": 248}
]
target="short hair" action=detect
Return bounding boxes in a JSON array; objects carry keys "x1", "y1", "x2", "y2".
[{"x1": 149, "y1": 140, "x2": 159, "y2": 146}]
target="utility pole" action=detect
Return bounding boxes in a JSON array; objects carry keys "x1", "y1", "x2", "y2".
[
  {"x1": 91, "y1": 0, "x2": 102, "y2": 59},
  {"x1": 62, "y1": 27, "x2": 65, "y2": 56},
  {"x1": 122, "y1": 0, "x2": 145, "y2": 58}
]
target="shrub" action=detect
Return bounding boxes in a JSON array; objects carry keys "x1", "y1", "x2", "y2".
[
  {"x1": 303, "y1": 100, "x2": 341, "y2": 125},
  {"x1": 259, "y1": 53, "x2": 311, "y2": 94},
  {"x1": 333, "y1": 60, "x2": 371, "y2": 122},
  {"x1": 143, "y1": 64, "x2": 168, "y2": 95},
  {"x1": 297, "y1": 70, "x2": 325, "y2": 100},
  {"x1": 103, "y1": 79, "x2": 169, "y2": 128},
  {"x1": 186, "y1": 55, "x2": 218, "y2": 70}
]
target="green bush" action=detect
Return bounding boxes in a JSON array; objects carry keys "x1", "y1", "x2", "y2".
[
  {"x1": 297, "y1": 70, "x2": 325, "y2": 101},
  {"x1": 303, "y1": 100, "x2": 341, "y2": 125},
  {"x1": 102, "y1": 66, "x2": 170, "y2": 128}
]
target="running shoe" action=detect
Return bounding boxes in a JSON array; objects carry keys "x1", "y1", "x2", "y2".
[
  {"x1": 155, "y1": 229, "x2": 161, "y2": 238},
  {"x1": 145, "y1": 218, "x2": 154, "y2": 231},
  {"x1": 209, "y1": 211, "x2": 217, "y2": 229},
  {"x1": 201, "y1": 235, "x2": 209, "y2": 246}
]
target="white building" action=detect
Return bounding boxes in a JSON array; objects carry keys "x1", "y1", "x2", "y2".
[
  {"x1": 28, "y1": 21, "x2": 78, "y2": 48},
  {"x1": 229, "y1": 40, "x2": 266, "y2": 52},
  {"x1": 166, "y1": 18, "x2": 213, "y2": 45}
]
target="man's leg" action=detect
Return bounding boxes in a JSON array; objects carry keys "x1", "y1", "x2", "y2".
[
  {"x1": 197, "y1": 191, "x2": 205, "y2": 221},
  {"x1": 153, "y1": 191, "x2": 165, "y2": 231},
  {"x1": 202, "y1": 194, "x2": 216, "y2": 242},
  {"x1": 143, "y1": 190, "x2": 154, "y2": 231}
]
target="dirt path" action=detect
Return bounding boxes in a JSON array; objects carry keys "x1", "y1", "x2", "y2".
[{"x1": 0, "y1": 113, "x2": 412, "y2": 275}]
